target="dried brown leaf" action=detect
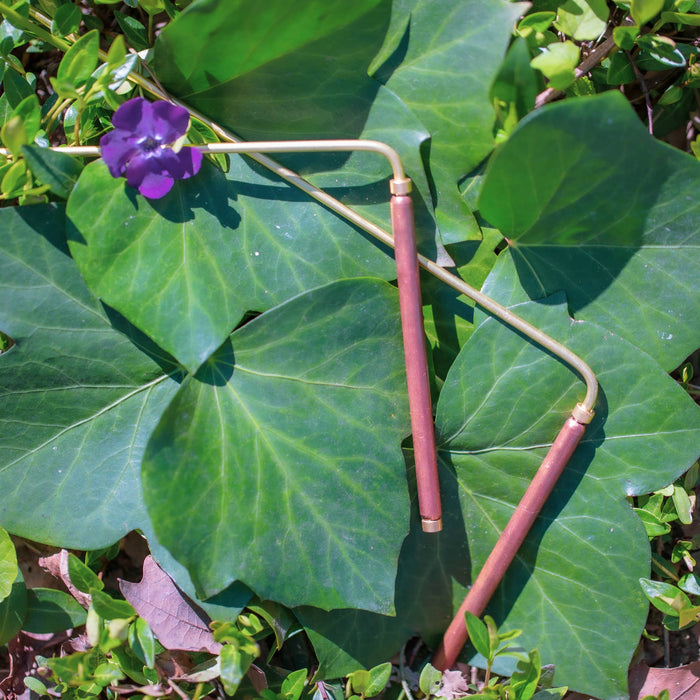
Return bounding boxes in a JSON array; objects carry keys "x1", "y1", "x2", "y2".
[
  {"x1": 629, "y1": 661, "x2": 700, "y2": 700},
  {"x1": 119, "y1": 556, "x2": 221, "y2": 654}
]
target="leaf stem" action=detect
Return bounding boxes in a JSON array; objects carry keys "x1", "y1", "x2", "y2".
[
  {"x1": 627, "y1": 50, "x2": 654, "y2": 135},
  {"x1": 0, "y1": 3, "x2": 70, "y2": 52}
]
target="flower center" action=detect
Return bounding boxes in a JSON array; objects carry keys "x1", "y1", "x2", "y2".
[{"x1": 141, "y1": 136, "x2": 163, "y2": 154}]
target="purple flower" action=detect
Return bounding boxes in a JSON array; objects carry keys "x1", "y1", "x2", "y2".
[{"x1": 100, "y1": 97, "x2": 202, "y2": 199}]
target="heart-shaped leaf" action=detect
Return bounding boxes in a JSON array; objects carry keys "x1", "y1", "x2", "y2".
[
  {"x1": 66, "y1": 158, "x2": 395, "y2": 373},
  {"x1": 0, "y1": 204, "x2": 179, "y2": 548},
  {"x1": 436, "y1": 298, "x2": 700, "y2": 699},
  {"x1": 479, "y1": 92, "x2": 700, "y2": 371},
  {"x1": 142, "y1": 278, "x2": 411, "y2": 612}
]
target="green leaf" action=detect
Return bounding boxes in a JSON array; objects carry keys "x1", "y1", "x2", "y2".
[
  {"x1": 114, "y1": 11, "x2": 148, "y2": 52},
  {"x1": 67, "y1": 553, "x2": 104, "y2": 594},
  {"x1": 131, "y1": 617, "x2": 156, "y2": 668},
  {"x1": 613, "y1": 25, "x2": 640, "y2": 50},
  {"x1": 56, "y1": 29, "x2": 99, "y2": 87},
  {"x1": 22, "y1": 144, "x2": 84, "y2": 198},
  {"x1": 465, "y1": 612, "x2": 491, "y2": 660},
  {"x1": 479, "y1": 92, "x2": 700, "y2": 371},
  {"x1": 23, "y1": 588, "x2": 88, "y2": 633},
  {"x1": 530, "y1": 41, "x2": 580, "y2": 90},
  {"x1": 23, "y1": 677, "x2": 49, "y2": 696},
  {"x1": 11, "y1": 94, "x2": 41, "y2": 144},
  {"x1": 661, "y1": 11, "x2": 700, "y2": 24},
  {"x1": 0, "y1": 204, "x2": 180, "y2": 548},
  {"x1": 555, "y1": 0, "x2": 609, "y2": 40},
  {"x1": 219, "y1": 643, "x2": 252, "y2": 696},
  {"x1": 421, "y1": 228, "x2": 502, "y2": 380},
  {"x1": 143, "y1": 278, "x2": 411, "y2": 611},
  {"x1": 90, "y1": 589, "x2": 136, "y2": 620},
  {"x1": 491, "y1": 38, "x2": 540, "y2": 136},
  {"x1": 510, "y1": 650, "x2": 541, "y2": 700},
  {"x1": 0, "y1": 527, "x2": 17, "y2": 601},
  {"x1": 0, "y1": 572, "x2": 26, "y2": 644},
  {"x1": 436, "y1": 298, "x2": 699, "y2": 699},
  {"x1": 631, "y1": 0, "x2": 665, "y2": 25},
  {"x1": 381, "y1": 0, "x2": 523, "y2": 241},
  {"x1": 1, "y1": 69, "x2": 34, "y2": 110},
  {"x1": 419, "y1": 663, "x2": 443, "y2": 696},
  {"x1": 67, "y1": 158, "x2": 395, "y2": 373},
  {"x1": 364, "y1": 662, "x2": 392, "y2": 696},
  {"x1": 154, "y1": 0, "x2": 387, "y2": 141},
  {"x1": 298, "y1": 467, "x2": 471, "y2": 678},
  {"x1": 634, "y1": 508, "x2": 671, "y2": 538},
  {"x1": 347, "y1": 670, "x2": 371, "y2": 696},
  {"x1": 1, "y1": 115, "x2": 27, "y2": 158},
  {"x1": 52, "y1": 3, "x2": 82, "y2": 37},
  {"x1": 639, "y1": 578, "x2": 690, "y2": 617},
  {"x1": 281, "y1": 668, "x2": 307, "y2": 700}
]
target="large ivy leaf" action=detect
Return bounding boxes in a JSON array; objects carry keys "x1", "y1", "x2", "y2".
[
  {"x1": 66, "y1": 159, "x2": 395, "y2": 373},
  {"x1": 152, "y1": 0, "x2": 451, "y2": 259},
  {"x1": 380, "y1": 0, "x2": 524, "y2": 241},
  {"x1": 436, "y1": 298, "x2": 700, "y2": 699},
  {"x1": 297, "y1": 459, "x2": 469, "y2": 678},
  {"x1": 479, "y1": 92, "x2": 700, "y2": 371},
  {"x1": 153, "y1": 0, "x2": 388, "y2": 141},
  {"x1": 142, "y1": 278, "x2": 412, "y2": 613},
  {"x1": 0, "y1": 205, "x2": 179, "y2": 548}
]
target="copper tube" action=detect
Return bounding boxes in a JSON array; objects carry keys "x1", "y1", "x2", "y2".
[
  {"x1": 391, "y1": 195, "x2": 442, "y2": 532},
  {"x1": 432, "y1": 415, "x2": 589, "y2": 670}
]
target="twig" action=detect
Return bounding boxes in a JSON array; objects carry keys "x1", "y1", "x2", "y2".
[
  {"x1": 399, "y1": 642, "x2": 416, "y2": 700},
  {"x1": 535, "y1": 18, "x2": 636, "y2": 108},
  {"x1": 627, "y1": 50, "x2": 654, "y2": 134},
  {"x1": 167, "y1": 678, "x2": 191, "y2": 700},
  {"x1": 535, "y1": 33, "x2": 617, "y2": 108}
]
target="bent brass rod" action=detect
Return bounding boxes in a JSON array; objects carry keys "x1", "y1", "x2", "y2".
[
  {"x1": 17, "y1": 12, "x2": 599, "y2": 409},
  {"x1": 1, "y1": 140, "x2": 598, "y2": 412}
]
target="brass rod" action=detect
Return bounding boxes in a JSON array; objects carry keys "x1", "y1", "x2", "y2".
[{"x1": 431, "y1": 413, "x2": 591, "y2": 670}]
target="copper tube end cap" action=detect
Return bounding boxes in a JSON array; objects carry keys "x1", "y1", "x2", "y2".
[
  {"x1": 572, "y1": 403, "x2": 595, "y2": 425},
  {"x1": 421, "y1": 517, "x2": 443, "y2": 533},
  {"x1": 390, "y1": 177, "x2": 412, "y2": 195}
]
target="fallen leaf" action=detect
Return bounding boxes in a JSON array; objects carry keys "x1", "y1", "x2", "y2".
[
  {"x1": 37, "y1": 550, "x2": 91, "y2": 609},
  {"x1": 629, "y1": 661, "x2": 700, "y2": 700},
  {"x1": 119, "y1": 556, "x2": 221, "y2": 654}
]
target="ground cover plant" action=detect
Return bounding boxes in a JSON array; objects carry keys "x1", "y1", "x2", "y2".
[{"x1": 0, "y1": 0, "x2": 699, "y2": 699}]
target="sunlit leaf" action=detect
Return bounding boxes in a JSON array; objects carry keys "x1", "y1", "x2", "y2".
[
  {"x1": 479, "y1": 93, "x2": 700, "y2": 371},
  {"x1": 143, "y1": 278, "x2": 411, "y2": 612}
]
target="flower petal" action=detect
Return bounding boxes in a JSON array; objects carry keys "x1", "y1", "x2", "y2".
[
  {"x1": 111, "y1": 97, "x2": 151, "y2": 134},
  {"x1": 100, "y1": 130, "x2": 141, "y2": 178},
  {"x1": 137, "y1": 171, "x2": 175, "y2": 199},
  {"x1": 124, "y1": 152, "x2": 175, "y2": 199},
  {"x1": 152, "y1": 101, "x2": 190, "y2": 143},
  {"x1": 167, "y1": 146, "x2": 203, "y2": 180}
]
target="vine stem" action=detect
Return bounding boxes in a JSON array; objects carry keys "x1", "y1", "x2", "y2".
[{"x1": 627, "y1": 50, "x2": 654, "y2": 134}]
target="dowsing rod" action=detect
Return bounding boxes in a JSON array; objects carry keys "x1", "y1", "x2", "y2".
[{"x1": 3, "y1": 17, "x2": 600, "y2": 656}]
